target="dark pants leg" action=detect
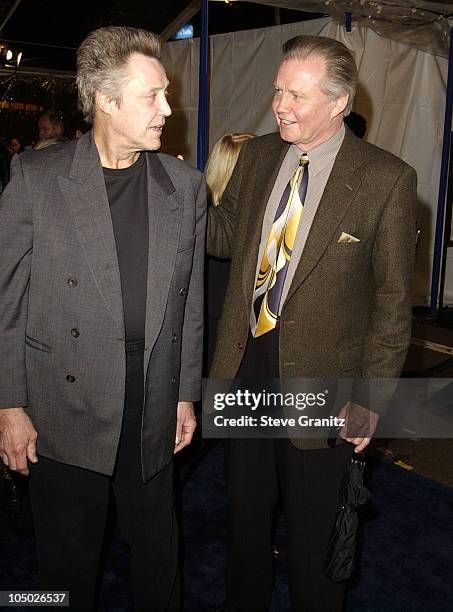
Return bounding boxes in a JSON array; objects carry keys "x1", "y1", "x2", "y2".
[
  {"x1": 225, "y1": 438, "x2": 278, "y2": 612},
  {"x1": 112, "y1": 343, "x2": 179, "y2": 611},
  {"x1": 29, "y1": 457, "x2": 110, "y2": 612},
  {"x1": 225, "y1": 438, "x2": 351, "y2": 612},
  {"x1": 29, "y1": 340, "x2": 179, "y2": 612},
  {"x1": 276, "y1": 440, "x2": 351, "y2": 612}
]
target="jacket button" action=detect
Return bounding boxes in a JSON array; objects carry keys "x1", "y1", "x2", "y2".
[
  {"x1": 67, "y1": 278, "x2": 78, "y2": 287},
  {"x1": 179, "y1": 288, "x2": 186, "y2": 296},
  {"x1": 172, "y1": 333, "x2": 177, "y2": 343},
  {"x1": 237, "y1": 342, "x2": 243, "y2": 350},
  {"x1": 171, "y1": 376, "x2": 176, "y2": 385},
  {"x1": 71, "y1": 328, "x2": 80, "y2": 338},
  {"x1": 66, "y1": 374, "x2": 75, "y2": 383}
]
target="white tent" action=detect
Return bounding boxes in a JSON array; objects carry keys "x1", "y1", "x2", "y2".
[{"x1": 161, "y1": 14, "x2": 450, "y2": 306}]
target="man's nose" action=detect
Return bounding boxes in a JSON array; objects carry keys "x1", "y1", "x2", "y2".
[
  {"x1": 275, "y1": 93, "x2": 289, "y2": 114},
  {"x1": 159, "y1": 96, "x2": 172, "y2": 118}
]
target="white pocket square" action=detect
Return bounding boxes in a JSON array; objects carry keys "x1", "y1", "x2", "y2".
[{"x1": 338, "y1": 231, "x2": 360, "y2": 243}]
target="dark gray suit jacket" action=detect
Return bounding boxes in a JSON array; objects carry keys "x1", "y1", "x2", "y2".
[{"x1": 0, "y1": 131, "x2": 206, "y2": 481}]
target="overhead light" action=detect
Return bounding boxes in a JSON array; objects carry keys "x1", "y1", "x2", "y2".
[
  {"x1": 175, "y1": 24, "x2": 193, "y2": 40},
  {"x1": 0, "y1": 43, "x2": 22, "y2": 67}
]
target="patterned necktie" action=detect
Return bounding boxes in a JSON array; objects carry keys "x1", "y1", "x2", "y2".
[{"x1": 251, "y1": 153, "x2": 309, "y2": 338}]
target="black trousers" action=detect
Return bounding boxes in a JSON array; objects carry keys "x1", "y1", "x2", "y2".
[
  {"x1": 29, "y1": 340, "x2": 179, "y2": 612},
  {"x1": 225, "y1": 329, "x2": 352, "y2": 611},
  {"x1": 226, "y1": 439, "x2": 351, "y2": 612}
]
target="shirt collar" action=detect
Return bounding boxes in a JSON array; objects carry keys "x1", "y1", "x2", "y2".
[{"x1": 289, "y1": 123, "x2": 345, "y2": 177}]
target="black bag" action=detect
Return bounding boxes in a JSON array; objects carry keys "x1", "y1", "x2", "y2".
[{"x1": 324, "y1": 454, "x2": 371, "y2": 582}]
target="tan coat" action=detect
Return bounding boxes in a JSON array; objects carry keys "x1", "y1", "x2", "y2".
[{"x1": 207, "y1": 127, "x2": 417, "y2": 448}]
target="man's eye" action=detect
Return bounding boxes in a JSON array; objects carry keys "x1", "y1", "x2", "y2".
[{"x1": 274, "y1": 88, "x2": 281, "y2": 95}]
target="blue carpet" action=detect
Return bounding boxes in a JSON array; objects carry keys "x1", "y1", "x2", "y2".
[{"x1": 1, "y1": 444, "x2": 453, "y2": 611}]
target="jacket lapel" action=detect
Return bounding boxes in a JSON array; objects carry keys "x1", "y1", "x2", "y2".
[
  {"x1": 144, "y1": 153, "x2": 181, "y2": 359},
  {"x1": 285, "y1": 128, "x2": 365, "y2": 303},
  {"x1": 241, "y1": 136, "x2": 290, "y2": 310},
  {"x1": 57, "y1": 131, "x2": 125, "y2": 335}
]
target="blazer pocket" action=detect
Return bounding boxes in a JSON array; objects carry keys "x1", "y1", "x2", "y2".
[
  {"x1": 177, "y1": 235, "x2": 196, "y2": 253},
  {"x1": 325, "y1": 240, "x2": 366, "y2": 255},
  {"x1": 25, "y1": 334, "x2": 52, "y2": 353}
]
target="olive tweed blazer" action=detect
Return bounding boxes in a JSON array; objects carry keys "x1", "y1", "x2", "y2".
[{"x1": 207, "y1": 127, "x2": 417, "y2": 449}]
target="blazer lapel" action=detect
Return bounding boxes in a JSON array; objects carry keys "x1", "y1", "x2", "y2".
[
  {"x1": 57, "y1": 131, "x2": 125, "y2": 335},
  {"x1": 144, "y1": 153, "x2": 181, "y2": 358},
  {"x1": 241, "y1": 136, "x2": 290, "y2": 310},
  {"x1": 285, "y1": 129, "x2": 365, "y2": 303}
]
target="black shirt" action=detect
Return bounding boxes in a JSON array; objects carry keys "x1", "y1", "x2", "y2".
[{"x1": 104, "y1": 154, "x2": 149, "y2": 342}]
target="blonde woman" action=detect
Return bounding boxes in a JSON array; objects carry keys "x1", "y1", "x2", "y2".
[{"x1": 205, "y1": 133, "x2": 255, "y2": 366}]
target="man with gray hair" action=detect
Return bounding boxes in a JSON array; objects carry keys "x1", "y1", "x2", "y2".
[
  {"x1": 208, "y1": 35, "x2": 416, "y2": 610},
  {"x1": 0, "y1": 26, "x2": 206, "y2": 610},
  {"x1": 37, "y1": 110, "x2": 65, "y2": 140}
]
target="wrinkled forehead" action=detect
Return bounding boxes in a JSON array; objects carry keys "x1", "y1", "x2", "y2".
[
  {"x1": 275, "y1": 54, "x2": 328, "y2": 82},
  {"x1": 125, "y1": 53, "x2": 169, "y2": 89}
]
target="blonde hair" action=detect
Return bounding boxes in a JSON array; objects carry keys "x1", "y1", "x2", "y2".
[
  {"x1": 282, "y1": 35, "x2": 358, "y2": 116},
  {"x1": 76, "y1": 26, "x2": 161, "y2": 122},
  {"x1": 205, "y1": 133, "x2": 255, "y2": 206},
  {"x1": 33, "y1": 136, "x2": 66, "y2": 150}
]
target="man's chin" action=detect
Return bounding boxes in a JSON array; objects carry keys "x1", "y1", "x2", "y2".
[
  {"x1": 278, "y1": 127, "x2": 296, "y2": 144},
  {"x1": 143, "y1": 136, "x2": 161, "y2": 151}
]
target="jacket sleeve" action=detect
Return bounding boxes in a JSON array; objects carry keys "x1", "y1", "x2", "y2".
[
  {"x1": 362, "y1": 163, "x2": 417, "y2": 378},
  {"x1": 178, "y1": 174, "x2": 207, "y2": 401},
  {"x1": 351, "y1": 164, "x2": 417, "y2": 418},
  {"x1": 206, "y1": 140, "x2": 249, "y2": 259},
  {"x1": 0, "y1": 154, "x2": 33, "y2": 407}
]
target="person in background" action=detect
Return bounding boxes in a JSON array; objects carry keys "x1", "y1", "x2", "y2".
[
  {"x1": 344, "y1": 110, "x2": 367, "y2": 139},
  {"x1": 205, "y1": 132, "x2": 255, "y2": 366},
  {"x1": 0, "y1": 138, "x2": 11, "y2": 193},
  {"x1": 37, "y1": 110, "x2": 65, "y2": 140},
  {"x1": 9, "y1": 136, "x2": 23, "y2": 156},
  {"x1": 33, "y1": 136, "x2": 66, "y2": 150},
  {"x1": 69, "y1": 110, "x2": 92, "y2": 140}
]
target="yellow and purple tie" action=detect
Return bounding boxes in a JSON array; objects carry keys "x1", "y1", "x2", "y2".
[{"x1": 251, "y1": 153, "x2": 309, "y2": 338}]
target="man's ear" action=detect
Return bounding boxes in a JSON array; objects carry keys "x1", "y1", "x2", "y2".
[
  {"x1": 331, "y1": 92, "x2": 349, "y2": 119},
  {"x1": 95, "y1": 91, "x2": 116, "y2": 116}
]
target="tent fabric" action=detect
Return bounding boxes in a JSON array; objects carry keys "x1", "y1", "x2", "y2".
[
  {"x1": 210, "y1": 0, "x2": 452, "y2": 57},
  {"x1": 161, "y1": 17, "x2": 450, "y2": 304}
]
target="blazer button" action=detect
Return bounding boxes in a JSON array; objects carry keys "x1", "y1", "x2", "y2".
[
  {"x1": 179, "y1": 288, "x2": 186, "y2": 296},
  {"x1": 67, "y1": 278, "x2": 78, "y2": 287},
  {"x1": 172, "y1": 333, "x2": 177, "y2": 343},
  {"x1": 171, "y1": 376, "x2": 176, "y2": 385},
  {"x1": 237, "y1": 342, "x2": 243, "y2": 350},
  {"x1": 71, "y1": 328, "x2": 80, "y2": 338},
  {"x1": 66, "y1": 374, "x2": 76, "y2": 383}
]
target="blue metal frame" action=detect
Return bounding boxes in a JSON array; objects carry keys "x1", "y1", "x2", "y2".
[
  {"x1": 344, "y1": 12, "x2": 352, "y2": 32},
  {"x1": 197, "y1": 0, "x2": 209, "y2": 171},
  {"x1": 431, "y1": 27, "x2": 453, "y2": 312}
]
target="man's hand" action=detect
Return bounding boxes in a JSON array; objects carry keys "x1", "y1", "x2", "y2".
[
  {"x1": 0, "y1": 407, "x2": 38, "y2": 475},
  {"x1": 345, "y1": 437, "x2": 371, "y2": 454},
  {"x1": 338, "y1": 401, "x2": 379, "y2": 454},
  {"x1": 174, "y1": 401, "x2": 196, "y2": 454}
]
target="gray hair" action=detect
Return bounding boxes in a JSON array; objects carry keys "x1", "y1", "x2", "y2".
[
  {"x1": 76, "y1": 26, "x2": 161, "y2": 122},
  {"x1": 282, "y1": 35, "x2": 358, "y2": 116}
]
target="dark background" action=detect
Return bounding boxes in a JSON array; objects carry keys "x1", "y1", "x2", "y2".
[{"x1": 0, "y1": 0, "x2": 323, "y2": 144}]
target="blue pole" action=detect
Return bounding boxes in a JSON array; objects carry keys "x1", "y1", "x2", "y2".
[
  {"x1": 344, "y1": 12, "x2": 352, "y2": 32},
  {"x1": 197, "y1": 0, "x2": 209, "y2": 171},
  {"x1": 431, "y1": 27, "x2": 453, "y2": 313}
]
